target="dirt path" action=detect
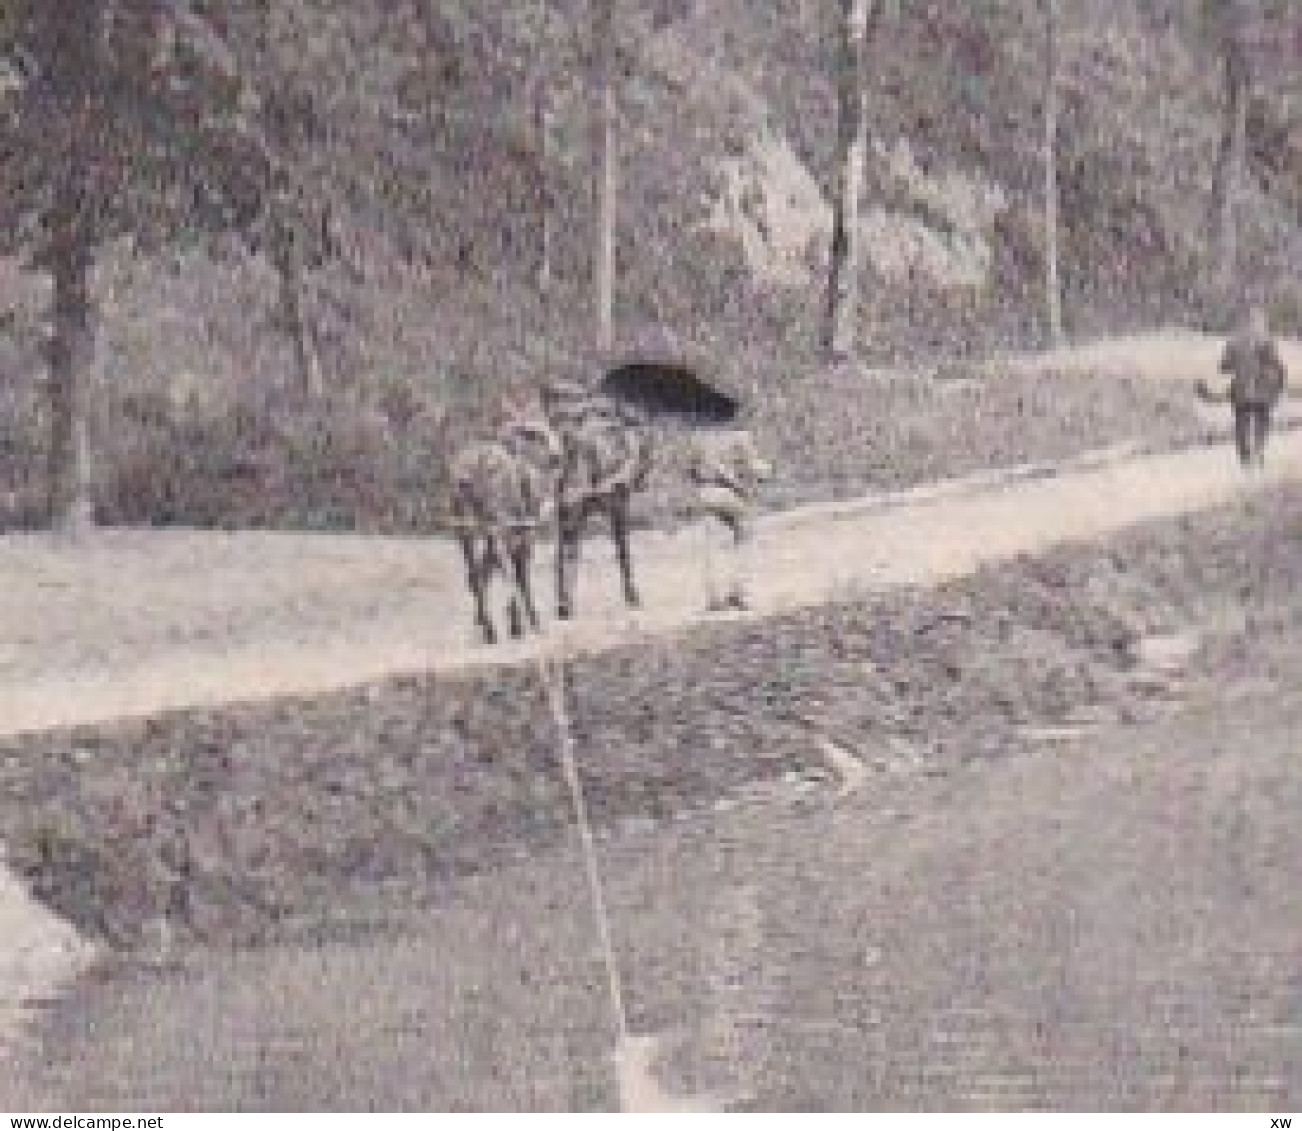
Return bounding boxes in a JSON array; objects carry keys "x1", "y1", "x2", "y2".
[
  {"x1": 6, "y1": 327, "x2": 1300, "y2": 743},
  {"x1": 995, "y1": 328, "x2": 1302, "y2": 385},
  {"x1": 1, "y1": 427, "x2": 1300, "y2": 740}
]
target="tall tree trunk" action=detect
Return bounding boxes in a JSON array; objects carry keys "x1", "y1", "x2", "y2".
[
  {"x1": 591, "y1": 0, "x2": 616, "y2": 352},
  {"x1": 533, "y1": 73, "x2": 553, "y2": 298},
  {"x1": 46, "y1": 234, "x2": 96, "y2": 530},
  {"x1": 823, "y1": 0, "x2": 873, "y2": 362},
  {"x1": 44, "y1": 1, "x2": 98, "y2": 530},
  {"x1": 270, "y1": 214, "x2": 324, "y2": 402},
  {"x1": 1043, "y1": 0, "x2": 1063, "y2": 346},
  {"x1": 278, "y1": 256, "x2": 324, "y2": 401},
  {"x1": 1211, "y1": 47, "x2": 1249, "y2": 300}
]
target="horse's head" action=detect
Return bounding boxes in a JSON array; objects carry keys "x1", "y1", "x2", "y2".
[{"x1": 501, "y1": 416, "x2": 563, "y2": 479}]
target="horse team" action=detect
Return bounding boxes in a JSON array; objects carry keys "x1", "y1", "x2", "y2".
[
  {"x1": 449, "y1": 378, "x2": 772, "y2": 644},
  {"x1": 451, "y1": 304, "x2": 1297, "y2": 644}
]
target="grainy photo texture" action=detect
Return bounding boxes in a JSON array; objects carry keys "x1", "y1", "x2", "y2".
[{"x1": 1, "y1": 0, "x2": 1301, "y2": 1114}]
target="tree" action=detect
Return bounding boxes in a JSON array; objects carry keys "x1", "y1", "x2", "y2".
[
  {"x1": 1198, "y1": 0, "x2": 1302, "y2": 311},
  {"x1": 530, "y1": 68, "x2": 556, "y2": 297},
  {"x1": 239, "y1": 7, "x2": 335, "y2": 403},
  {"x1": 823, "y1": 0, "x2": 880, "y2": 362},
  {"x1": 0, "y1": 0, "x2": 272, "y2": 528},
  {"x1": 263, "y1": 174, "x2": 332, "y2": 402},
  {"x1": 591, "y1": 0, "x2": 617, "y2": 352},
  {"x1": 1205, "y1": 0, "x2": 1253, "y2": 302},
  {"x1": 1042, "y1": 0, "x2": 1063, "y2": 345},
  {"x1": 508, "y1": 1, "x2": 578, "y2": 302}
]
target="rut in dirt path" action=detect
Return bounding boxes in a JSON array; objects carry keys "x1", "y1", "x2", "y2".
[{"x1": 1, "y1": 431, "x2": 1300, "y2": 738}]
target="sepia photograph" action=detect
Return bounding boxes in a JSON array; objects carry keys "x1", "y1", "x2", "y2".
[{"x1": 0, "y1": 0, "x2": 1300, "y2": 1114}]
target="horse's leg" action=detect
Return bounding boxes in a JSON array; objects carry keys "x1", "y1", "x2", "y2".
[
  {"x1": 556, "y1": 507, "x2": 576, "y2": 621},
  {"x1": 610, "y1": 491, "x2": 640, "y2": 608},
  {"x1": 510, "y1": 536, "x2": 541, "y2": 634},
  {"x1": 507, "y1": 594, "x2": 525, "y2": 638},
  {"x1": 506, "y1": 543, "x2": 525, "y2": 640},
  {"x1": 460, "y1": 532, "x2": 496, "y2": 644},
  {"x1": 566, "y1": 527, "x2": 583, "y2": 565}
]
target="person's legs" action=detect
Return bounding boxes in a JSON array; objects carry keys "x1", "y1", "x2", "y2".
[
  {"x1": 697, "y1": 484, "x2": 749, "y2": 610},
  {"x1": 1254, "y1": 405, "x2": 1272, "y2": 467},
  {"x1": 1233, "y1": 404, "x2": 1254, "y2": 468},
  {"x1": 724, "y1": 520, "x2": 751, "y2": 610},
  {"x1": 696, "y1": 506, "x2": 720, "y2": 611}
]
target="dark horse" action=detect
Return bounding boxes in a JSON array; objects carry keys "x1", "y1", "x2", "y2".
[
  {"x1": 448, "y1": 418, "x2": 563, "y2": 644},
  {"x1": 539, "y1": 381, "x2": 655, "y2": 621}
]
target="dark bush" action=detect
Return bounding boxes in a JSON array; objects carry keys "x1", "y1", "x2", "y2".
[{"x1": 95, "y1": 385, "x2": 454, "y2": 534}]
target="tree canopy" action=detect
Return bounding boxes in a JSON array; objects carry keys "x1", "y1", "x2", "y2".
[{"x1": 0, "y1": 1, "x2": 281, "y2": 269}]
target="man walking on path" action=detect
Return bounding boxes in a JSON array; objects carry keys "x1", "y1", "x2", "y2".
[
  {"x1": 1219, "y1": 306, "x2": 1288, "y2": 469},
  {"x1": 688, "y1": 427, "x2": 773, "y2": 611}
]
